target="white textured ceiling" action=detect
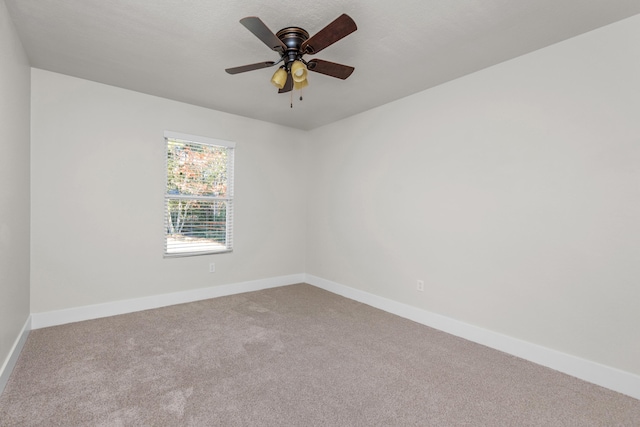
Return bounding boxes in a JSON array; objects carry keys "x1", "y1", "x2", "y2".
[{"x1": 6, "y1": 0, "x2": 640, "y2": 130}]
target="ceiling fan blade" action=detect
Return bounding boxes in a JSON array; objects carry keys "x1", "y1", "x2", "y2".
[
  {"x1": 307, "y1": 59, "x2": 354, "y2": 80},
  {"x1": 240, "y1": 17, "x2": 286, "y2": 52},
  {"x1": 225, "y1": 61, "x2": 276, "y2": 75},
  {"x1": 278, "y1": 72, "x2": 293, "y2": 93},
  {"x1": 301, "y1": 14, "x2": 357, "y2": 55}
]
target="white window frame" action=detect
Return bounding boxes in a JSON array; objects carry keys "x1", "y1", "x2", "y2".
[{"x1": 164, "y1": 131, "x2": 235, "y2": 257}]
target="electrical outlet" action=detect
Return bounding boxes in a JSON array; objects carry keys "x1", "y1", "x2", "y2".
[
  {"x1": 416, "y1": 280, "x2": 424, "y2": 291},
  {"x1": 209, "y1": 263, "x2": 216, "y2": 273}
]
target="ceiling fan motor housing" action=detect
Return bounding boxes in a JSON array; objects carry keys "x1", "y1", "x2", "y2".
[{"x1": 276, "y1": 27, "x2": 309, "y2": 68}]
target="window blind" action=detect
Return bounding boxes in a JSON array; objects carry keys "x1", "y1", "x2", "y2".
[{"x1": 164, "y1": 131, "x2": 235, "y2": 256}]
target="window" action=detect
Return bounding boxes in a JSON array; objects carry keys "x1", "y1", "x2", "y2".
[{"x1": 164, "y1": 131, "x2": 235, "y2": 256}]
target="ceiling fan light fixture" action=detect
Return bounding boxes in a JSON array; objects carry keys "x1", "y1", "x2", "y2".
[
  {"x1": 270, "y1": 67, "x2": 288, "y2": 89},
  {"x1": 291, "y1": 60, "x2": 307, "y2": 83}
]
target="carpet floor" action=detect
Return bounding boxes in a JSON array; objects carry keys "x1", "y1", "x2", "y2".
[{"x1": 1, "y1": 283, "x2": 639, "y2": 426}]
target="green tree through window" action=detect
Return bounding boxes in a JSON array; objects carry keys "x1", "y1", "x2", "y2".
[{"x1": 164, "y1": 132, "x2": 235, "y2": 256}]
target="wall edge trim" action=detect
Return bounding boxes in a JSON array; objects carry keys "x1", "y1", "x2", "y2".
[{"x1": 0, "y1": 315, "x2": 31, "y2": 394}]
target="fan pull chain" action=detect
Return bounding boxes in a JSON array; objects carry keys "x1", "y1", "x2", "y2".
[{"x1": 288, "y1": 88, "x2": 304, "y2": 108}]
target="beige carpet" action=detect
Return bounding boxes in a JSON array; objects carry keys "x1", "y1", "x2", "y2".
[{"x1": 1, "y1": 284, "x2": 639, "y2": 426}]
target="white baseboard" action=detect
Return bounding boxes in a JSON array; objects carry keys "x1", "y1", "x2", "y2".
[
  {"x1": 31, "y1": 274, "x2": 305, "y2": 330},
  {"x1": 0, "y1": 315, "x2": 31, "y2": 394},
  {"x1": 305, "y1": 274, "x2": 640, "y2": 401}
]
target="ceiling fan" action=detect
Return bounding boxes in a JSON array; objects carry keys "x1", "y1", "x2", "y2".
[{"x1": 225, "y1": 14, "x2": 357, "y2": 96}]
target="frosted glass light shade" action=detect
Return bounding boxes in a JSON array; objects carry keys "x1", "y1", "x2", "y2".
[
  {"x1": 271, "y1": 68, "x2": 288, "y2": 89},
  {"x1": 291, "y1": 61, "x2": 307, "y2": 83},
  {"x1": 293, "y1": 78, "x2": 308, "y2": 90}
]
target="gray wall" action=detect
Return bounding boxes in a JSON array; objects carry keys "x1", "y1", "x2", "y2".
[
  {"x1": 0, "y1": 0, "x2": 30, "y2": 374},
  {"x1": 306, "y1": 15, "x2": 640, "y2": 375},
  {"x1": 30, "y1": 70, "x2": 307, "y2": 313}
]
